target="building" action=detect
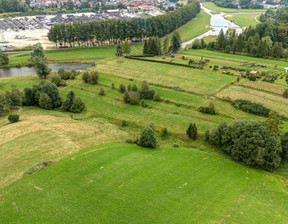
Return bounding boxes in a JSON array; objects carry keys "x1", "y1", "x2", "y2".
[{"x1": 284, "y1": 67, "x2": 288, "y2": 72}]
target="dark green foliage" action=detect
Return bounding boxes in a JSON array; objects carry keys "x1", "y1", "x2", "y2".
[
  {"x1": 138, "y1": 126, "x2": 157, "y2": 148},
  {"x1": 62, "y1": 91, "x2": 75, "y2": 112},
  {"x1": 131, "y1": 84, "x2": 138, "y2": 92},
  {"x1": 23, "y1": 88, "x2": 35, "y2": 106},
  {"x1": 186, "y1": 123, "x2": 197, "y2": 139},
  {"x1": 283, "y1": 89, "x2": 288, "y2": 98},
  {"x1": 232, "y1": 99, "x2": 270, "y2": 117},
  {"x1": 140, "y1": 99, "x2": 148, "y2": 107},
  {"x1": 281, "y1": 132, "x2": 288, "y2": 160},
  {"x1": 116, "y1": 45, "x2": 123, "y2": 56},
  {"x1": 0, "y1": 51, "x2": 9, "y2": 65},
  {"x1": 82, "y1": 71, "x2": 90, "y2": 83},
  {"x1": 119, "y1": 83, "x2": 126, "y2": 93},
  {"x1": 249, "y1": 75, "x2": 257, "y2": 81},
  {"x1": 171, "y1": 32, "x2": 181, "y2": 53},
  {"x1": 8, "y1": 114, "x2": 19, "y2": 123},
  {"x1": 4, "y1": 85, "x2": 22, "y2": 109},
  {"x1": 35, "y1": 60, "x2": 51, "y2": 79},
  {"x1": 199, "y1": 102, "x2": 216, "y2": 115},
  {"x1": 82, "y1": 71, "x2": 99, "y2": 85},
  {"x1": 206, "y1": 120, "x2": 282, "y2": 170},
  {"x1": 160, "y1": 127, "x2": 168, "y2": 137},
  {"x1": 266, "y1": 111, "x2": 283, "y2": 136},
  {"x1": 153, "y1": 92, "x2": 161, "y2": 101},
  {"x1": 123, "y1": 91, "x2": 140, "y2": 105},
  {"x1": 50, "y1": 74, "x2": 66, "y2": 87},
  {"x1": 139, "y1": 81, "x2": 155, "y2": 99},
  {"x1": 39, "y1": 93, "x2": 53, "y2": 110},
  {"x1": 144, "y1": 37, "x2": 162, "y2": 55},
  {"x1": 121, "y1": 120, "x2": 128, "y2": 127},
  {"x1": 99, "y1": 87, "x2": 105, "y2": 96},
  {"x1": 70, "y1": 97, "x2": 86, "y2": 113}
]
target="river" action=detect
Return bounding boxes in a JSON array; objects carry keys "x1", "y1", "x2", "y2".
[
  {"x1": 181, "y1": 3, "x2": 243, "y2": 48},
  {"x1": 0, "y1": 63, "x2": 91, "y2": 78}
]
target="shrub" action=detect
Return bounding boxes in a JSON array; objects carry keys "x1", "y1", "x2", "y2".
[
  {"x1": 62, "y1": 91, "x2": 75, "y2": 112},
  {"x1": 199, "y1": 102, "x2": 216, "y2": 114},
  {"x1": 139, "y1": 81, "x2": 154, "y2": 99},
  {"x1": 50, "y1": 74, "x2": 66, "y2": 87},
  {"x1": 281, "y1": 132, "x2": 288, "y2": 160},
  {"x1": 213, "y1": 65, "x2": 219, "y2": 71},
  {"x1": 82, "y1": 71, "x2": 90, "y2": 83},
  {"x1": 123, "y1": 91, "x2": 140, "y2": 105},
  {"x1": 90, "y1": 71, "x2": 99, "y2": 85},
  {"x1": 70, "y1": 97, "x2": 86, "y2": 113},
  {"x1": 283, "y1": 89, "x2": 288, "y2": 98},
  {"x1": 8, "y1": 114, "x2": 19, "y2": 123},
  {"x1": 119, "y1": 83, "x2": 126, "y2": 93},
  {"x1": 138, "y1": 126, "x2": 157, "y2": 148},
  {"x1": 249, "y1": 75, "x2": 257, "y2": 81},
  {"x1": 39, "y1": 92, "x2": 53, "y2": 110},
  {"x1": 153, "y1": 91, "x2": 161, "y2": 101},
  {"x1": 160, "y1": 127, "x2": 168, "y2": 137},
  {"x1": 140, "y1": 99, "x2": 148, "y2": 107},
  {"x1": 99, "y1": 87, "x2": 105, "y2": 96},
  {"x1": 206, "y1": 120, "x2": 282, "y2": 170},
  {"x1": 186, "y1": 123, "x2": 197, "y2": 139},
  {"x1": 131, "y1": 84, "x2": 138, "y2": 92},
  {"x1": 112, "y1": 83, "x2": 115, "y2": 89},
  {"x1": 173, "y1": 143, "x2": 179, "y2": 148},
  {"x1": 121, "y1": 120, "x2": 128, "y2": 127},
  {"x1": 232, "y1": 99, "x2": 270, "y2": 117}
]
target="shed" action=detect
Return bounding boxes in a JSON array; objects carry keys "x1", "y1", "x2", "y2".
[
  {"x1": 250, "y1": 70, "x2": 258, "y2": 75},
  {"x1": 284, "y1": 67, "x2": 288, "y2": 72}
]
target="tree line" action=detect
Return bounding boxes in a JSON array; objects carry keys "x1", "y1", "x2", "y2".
[
  {"x1": 204, "y1": 26, "x2": 288, "y2": 58},
  {"x1": 47, "y1": 1, "x2": 200, "y2": 47}
]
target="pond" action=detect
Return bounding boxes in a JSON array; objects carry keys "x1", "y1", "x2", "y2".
[
  {"x1": 0, "y1": 63, "x2": 91, "y2": 78},
  {"x1": 181, "y1": 3, "x2": 242, "y2": 48}
]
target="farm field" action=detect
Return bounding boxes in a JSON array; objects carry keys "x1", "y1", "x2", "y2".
[
  {"x1": 224, "y1": 12, "x2": 262, "y2": 27},
  {"x1": 241, "y1": 80, "x2": 287, "y2": 95},
  {"x1": 1, "y1": 143, "x2": 288, "y2": 223}
]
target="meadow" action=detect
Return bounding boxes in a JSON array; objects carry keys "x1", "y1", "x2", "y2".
[
  {"x1": 1, "y1": 45, "x2": 288, "y2": 223},
  {"x1": 202, "y1": 2, "x2": 266, "y2": 13},
  {"x1": 224, "y1": 12, "x2": 262, "y2": 27},
  {"x1": 1, "y1": 143, "x2": 288, "y2": 223}
]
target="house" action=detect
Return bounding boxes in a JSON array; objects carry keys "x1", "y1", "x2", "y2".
[
  {"x1": 250, "y1": 70, "x2": 258, "y2": 75},
  {"x1": 0, "y1": 44, "x2": 14, "y2": 52},
  {"x1": 284, "y1": 67, "x2": 288, "y2": 72}
]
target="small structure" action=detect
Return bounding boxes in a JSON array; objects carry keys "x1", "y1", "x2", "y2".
[
  {"x1": 0, "y1": 44, "x2": 14, "y2": 51},
  {"x1": 284, "y1": 67, "x2": 288, "y2": 72},
  {"x1": 250, "y1": 70, "x2": 258, "y2": 75}
]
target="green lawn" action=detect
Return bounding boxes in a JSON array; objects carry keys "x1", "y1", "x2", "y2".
[
  {"x1": 173, "y1": 10, "x2": 211, "y2": 42},
  {"x1": 224, "y1": 13, "x2": 262, "y2": 27},
  {"x1": 202, "y1": 2, "x2": 266, "y2": 13},
  {"x1": 1, "y1": 143, "x2": 288, "y2": 223}
]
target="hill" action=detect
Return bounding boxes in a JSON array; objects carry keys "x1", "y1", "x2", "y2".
[{"x1": 1, "y1": 143, "x2": 288, "y2": 223}]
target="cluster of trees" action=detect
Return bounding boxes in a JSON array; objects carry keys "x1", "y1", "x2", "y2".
[
  {"x1": 62, "y1": 91, "x2": 86, "y2": 113},
  {"x1": 205, "y1": 118, "x2": 284, "y2": 170},
  {"x1": 82, "y1": 71, "x2": 99, "y2": 85},
  {"x1": 50, "y1": 68, "x2": 80, "y2": 87},
  {"x1": 122, "y1": 81, "x2": 160, "y2": 105},
  {"x1": 231, "y1": 99, "x2": 271, "y2": 117},
  {"x1": 213, "y1": 0, "x2": 238, "y2": 9},
  {"x1": 212, "y1": 0, "x2": 263, "y2": 9},
  {"x1": 143, "y1": 32, "x2": 181, "y2": 55},
  {"x1": 0, "y1": 85, "x2": 22, "y2": 113},
  {"x1": 211, "y1": 28, "x2": 288, "y2": 58},
  {"x1": 199, "y1": 102, "x2": 216, "y2": 115},
  {"x1": 0, "y1": 0, "x2": 28, "y2": 13},
  {"x1": 48, "y1": 1, "x2": 200, "y2": 47}
]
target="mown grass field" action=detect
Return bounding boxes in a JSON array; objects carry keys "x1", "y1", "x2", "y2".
[
  {"x1": 202, "y1": 2, "x2": 266, "y2": 13},
  {"x1": 1, "y1": 143, "x2": 288, "y2": 223},
  {"x1": 224, "y1": 12, "x2": 262, "y2": 27},
  {"x1": 173, "y1": 10, "x2": 211, "y2": 42}
]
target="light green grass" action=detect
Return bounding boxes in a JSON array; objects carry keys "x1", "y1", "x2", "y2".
[
  {"x1": 224, "y1": 13, "x2": 262, "y2": 27},
  {"x1": 174, "y1": 10, "x2": 211, "y2": 42},
  {"x1": 1, "y1": 143, "x2": 288, "y2": 223},
  {"x1": 202, "y1": 2, "x2": 266, "y2": 13}
]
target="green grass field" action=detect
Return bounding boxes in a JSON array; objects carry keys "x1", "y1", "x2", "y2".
[
  {"x1": 224, "y1": 13, "x2": 262, "y2": 27},
  {"x1": 173, "y1": 10, "x2": 211, "y2": 42},
  {"x1": 1, "y1": 143, "x2": 288, "y2": 223},
  {"x1": 202, "y1": 2, "x2": 266, "y2": 13}
]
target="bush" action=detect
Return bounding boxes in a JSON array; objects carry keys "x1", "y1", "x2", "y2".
[
  {"x1": 131, "y1": 84, "x2": 138, "y2": 92},
  {"x1": 39, "y1": 92, "x2": 53, "y2": 110},
  {"x1": 283, "y1": 89, "x2": 288, "y2": 98},
  {"x1": 206, "y1": 120, "x2": 282, "y2": 170},
  {"x1": 213, "y1": 65, "x2": 219, "y2": 71},
  {"x1": 70, "y1": 97, "x2": 86, "y2": 113},
  {"x1": 199, "y1": 102, "x2": 216, "y2": 114},
  {"x1": 249, "y1": 75, "x2": 257, "y2": 81},
  {"x1": 186, "y1": 123, "x2": 197, "y2": 139},
  {"x1": 90, "y1": 71, "x2": 99, "y2": 85},
  {"x1": 62, "y1": 91, "x2": 75, "y2": 112},
  {"x1": 121, "y1": 120, "x2": 128, "y2": 127},
  {"x1": 82, "y1": 71, "x2": 90, "y2": 83},
  {"x1": 50, "y1": 74, "x2": 66, "y2": 87},
  {"x1": 119, "y1": 83, "x2": 126, "y2": 93},
  {"x1": 232, "y1": 99, "x2": 270, "y2": 117},
  {"x1": 160, "y1": 127, "x2": 168, "y2": 137},
  {"x1": 153, "y1": 91, "x2": 161, "y2": 101},
  {"x1": 99, "y1": 87, "x2": 105, "y2": 96},
  {"x1": 139, "y1": 81, "x2": 155, "y2": 99},
  {"x1": 140, "y1": 99, "x2": 148, "y2": 107},
  {"x1": 8, "y1": 114, "x2": 19, "y2": 123},
  {"x1": 281, "y1": 132, "x2": 288, "y2": 160},
  {"x1": 138, "y1": 126, "x2": 157, "y2": 148},
  {"x1": 123, "y1": 91, "x2": 140, "y2": 105}
]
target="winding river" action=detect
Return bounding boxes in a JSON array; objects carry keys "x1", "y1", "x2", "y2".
[{"x1": 181, "y1": 3, "x2": 243, "y2": 48}]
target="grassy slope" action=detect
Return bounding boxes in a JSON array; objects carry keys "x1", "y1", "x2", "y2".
[
  {"x1": 1, "y1": 143, "x2": 288, "y2": 223},
  {"x1": 173, "y1": 10, "x2": 211, "y2": 42},
  {"x1": 202, "y1": 2, "x2": 266, "y2": 13},
  {"x1": 224, "y1": 13, "x2": 262, "y2": 27}
]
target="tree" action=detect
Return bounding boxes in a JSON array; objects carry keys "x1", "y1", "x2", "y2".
[
  {"x1": 266, "y1": 111, "x2": 283, "y2": 136},
  {"x1": 0, "y1": 51, "x2": 9, "y2": 65},
  {"x1": 116, "y1": 45, "x2": 123, "y2": 56},
  {"x1": 171, "y1": 32, "x2": 181, "y2": 53},
  {"x1": 89, "y1": 71, "x2": 99, "y2": 85},
  {"x1": 186, "y1": 123, "x2": 197, "y2": 139},
  {"x1": 99, "y1": 87, "x2": 105, "y2": 96},
  {"x1": 143, "y1": 40, "x2": 149, "y2": 55},
  {"x1": 163, "y1": 36, "x2": 170, "y2": 54},
  {"x1": 216, "y1": 29, "x2": 226, "y2": 50},
  {"x1": 8, "y1": 114, "x2": 19, "y2": 123},
  {"x1": 30, "y1": 43, "x2": 46, "y2": 64},
  {"x1": 39, "y1": 92, "x2": 53, "y2": 110},
  {"x1": 34, "y1": 60, "x2": 51, "y2": 79},
  {"x1": 281, "y1": 132, "x2": 288, "y2": 160},
  {"x1": 119, "y1": 83, "x2": 126, "y2": 93},
  {"x1": 70, "y1": 97, "x2": 86, "y2": 113},
  {"x1": 122, "y1": 41, "x2": 131, "y2": 56},
  {"x1": 138, "y1": 126, "x2": 157, "y2": 148},
  {"x1": 62, "y1": 91, "x2": 75, "y2": 111},
  {"x1": 66, "y1": 0, "x2": 74, "y2": 10}
]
